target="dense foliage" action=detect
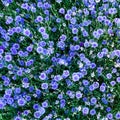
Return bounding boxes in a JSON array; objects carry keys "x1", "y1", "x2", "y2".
[{"x1": 0, "y1": 0, "x2": 120, "y2": 119}]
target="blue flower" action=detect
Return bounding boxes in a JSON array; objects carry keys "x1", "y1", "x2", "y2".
[
  {"x1": 90, "y1": 109, "x2": 96, "y2": 116},
  {"x1": 82, "y1": 107, "x2": 89, "y2": 115},
  {"x1": 34, "y1": 107, "x2": 45, "y2": 118},
  {"x1": 14, "y1": 116, "x2": 22, "y2": 120},
  {"x1": 5, "y1": 54, "x2": 12, "y2": 62},
  {"x1": 33, "y1": 104, "x2": 40, "y2": 110},
  {"x1": 59, "y1": 8, "x2": 65, "y2": 14},
  {"x1": 106, "y1": 113, "x2": 113, "y2": 119},
  {"x1": 39, "y1": 72, "x2": 47, "y2": 80},
  {"x1": 36, "y1": 16, "x2": 43, "y2": 22},
  {"x1": 90, "y1": 97, "x2": 97, "y2": 105},
  {"x1": 72, "y1": 73, "x2": 80, "y2": 82},
  {"x1": 23, "y1": 29, "x2": 31, "y2": 37},
  {"x1": 17, "y1": 98, "x2": 26, "y2": 106},
  {"x1": 42, "y1": 101, "x2": 48, "y2": 108},
  {"x1": 41, "y1": 83, "x2": 48, "y2": 89},
  {"x1": 65, "y1": 14, "x2": 71, "y2": 20},
  {"x1": 6, "y1": 16, "x2": 13, "y2": 24},
  {"x1": 72, "y1": 28, "x2": 78, "y2": 34},
  {"x1": 76, "y1": 91, "x2": 82, "y2": 99},
  {"x1": 0, "y1": 100, "x2": 5, "y2": 109}
]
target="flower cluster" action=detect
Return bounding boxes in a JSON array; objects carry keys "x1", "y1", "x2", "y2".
[{"x1": 0, "y1": 0, "x2": 120, "y2": 120}]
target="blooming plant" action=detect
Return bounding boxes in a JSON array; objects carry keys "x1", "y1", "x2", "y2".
[{"x1": 0, "y1": 0, "x2": 120, "y2": 120}]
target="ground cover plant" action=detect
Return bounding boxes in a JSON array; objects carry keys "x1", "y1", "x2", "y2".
[{"x1": 0, "y1": 0, "x2": 120, "y2": 119}]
